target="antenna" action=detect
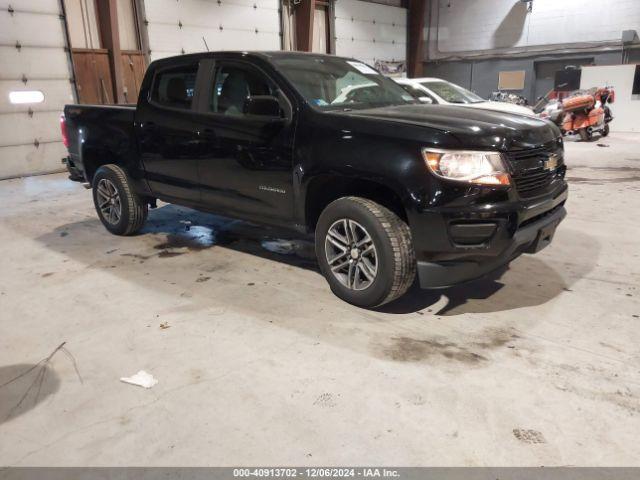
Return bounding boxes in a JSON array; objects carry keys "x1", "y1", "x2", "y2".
[{"x1": 202, "y1": 36, "x2": 210, "y2": 52}]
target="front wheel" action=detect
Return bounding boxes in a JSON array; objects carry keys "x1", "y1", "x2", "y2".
[
  {"x1": 315, "y1": 197, "x2": 416, "y2": 308},
  {"x1": 578, "y1": 128, "x2": 592, "y2": 142},
  {"x1": 602, "y1": 123, "x2": 610, "y2": 137},
  {"x1": 92, "y1": 164, "x2": 148, "y2": 236}
]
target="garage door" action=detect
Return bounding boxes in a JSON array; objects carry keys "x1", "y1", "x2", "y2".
[
  {"x1": 143, "y1": 0, "x2": 281, "y2": 61},
  {"x1": 334, "y1": 0, "x2": 406, "y2": 66},
  {"x1": 0, "y1": 0, "x2": 75, "y2": 179}
]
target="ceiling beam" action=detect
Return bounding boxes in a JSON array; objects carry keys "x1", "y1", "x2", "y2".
[
  {"x1": 407, "y1": 0, "x2": 427, "y2": 78},
  {"x1": 295, "y1": 0, "x2": 316, "y2": 52}
]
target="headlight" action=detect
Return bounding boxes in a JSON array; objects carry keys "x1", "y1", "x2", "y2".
[{"x1": 422, "y1": 148, "x2": 511, "y2": 186}]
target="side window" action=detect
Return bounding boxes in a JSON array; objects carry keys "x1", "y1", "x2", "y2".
[
  {"x1": 151, "y1": 64, "x2": 198, "y2": 110},
  {"x1": 211, "y1": 64, "x2": 274, "y2": 115},
  {"x1": 398, "y1": 83, "x2": 422, "y2": 100}
]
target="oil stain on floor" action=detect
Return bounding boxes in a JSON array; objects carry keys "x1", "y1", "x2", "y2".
[{"x1": 378, "y1": 327, "x2": 520, "y2": 364}]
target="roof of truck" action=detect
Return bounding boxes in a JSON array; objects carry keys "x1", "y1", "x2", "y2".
[
  {"x1": 149, "y1": 50, "x2": 361, "y2": 67},
  {"x1": 152, "y1": 50, "x2": 352, "y2": 60}
]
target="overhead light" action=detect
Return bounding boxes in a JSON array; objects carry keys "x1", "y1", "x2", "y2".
[{"x1": 9, "y1": 90, "x2": 44, "y2": 104}]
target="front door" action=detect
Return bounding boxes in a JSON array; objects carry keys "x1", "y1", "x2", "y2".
[
  {"x1": 135, "y1": 60, "x2": 202, "y2": 203},
  {"x1": 192, "y1": 59, "x2": 295, "y2": 224}
]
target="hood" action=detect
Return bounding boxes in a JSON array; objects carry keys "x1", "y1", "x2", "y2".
[
  {"x1": 339, "y1": 104, "x2": 560, "y2": 150},
  {"x1": 465, "y1": 101, "x2": 535, "y2": 117}
]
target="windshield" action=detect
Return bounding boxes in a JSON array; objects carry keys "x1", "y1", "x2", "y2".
[
  {"x1": 271, "y1": 56, "x2": 416, "y2": 110},
  {"x1": 422, "y1": 81, "x2": 484, "y2": 104}
]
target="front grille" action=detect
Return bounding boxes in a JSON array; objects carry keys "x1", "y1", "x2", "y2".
[
  {"x1": 512, "y1": 167, "x2": 555, "y2": 197},
  {"x1": 507, "y1": 143, "x2": 565, "y2": 198}
]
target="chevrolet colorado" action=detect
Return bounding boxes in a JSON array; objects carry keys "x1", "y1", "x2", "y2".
[{"x1": 61, "y1": 51, "x2": 567, "y2": 308}]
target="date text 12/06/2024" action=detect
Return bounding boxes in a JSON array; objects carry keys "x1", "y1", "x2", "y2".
[{"x1": 233, "y1": 468, "x2": 400, "y2": 478}]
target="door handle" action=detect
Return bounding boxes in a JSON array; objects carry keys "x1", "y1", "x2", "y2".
[
  {"x1": 199, "y1": 128, "x2": 216, "y2": 139},
  {"x1": 143, "y1": 121, "x2": 157, "y2": 132}
]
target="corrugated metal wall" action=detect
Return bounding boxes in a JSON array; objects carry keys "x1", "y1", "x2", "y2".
[
  {"x1": 143, "y1": 0, "x2": 281, "y2": 61},
  {"x1": 429, "y1": 0, "x2": 640, "y2": 60},
  {"x1": 334, "y1": 0, "x2": 406, "y2": 66},
  {"x1": 0, "y1": 0, "x2": 408, "y2": 179},
  {"x1": 0, "y1": 0, "x2": 75, "y2": 179}
]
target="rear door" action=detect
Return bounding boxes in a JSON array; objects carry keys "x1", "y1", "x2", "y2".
[
  {"x1": 135, "y1": 59, "x2": 203, "y2": 203},
  {"x1": 191, "y1": 59, "x2": 295, "y2": 223}
]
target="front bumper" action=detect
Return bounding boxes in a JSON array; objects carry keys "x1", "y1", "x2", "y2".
[{"x1": 410, "y1": 183, "x2": 568, "y2": 289}]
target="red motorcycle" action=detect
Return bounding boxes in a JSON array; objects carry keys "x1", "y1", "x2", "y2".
[{"x1": 560, "y1": 86, "x2": 614, "y2": 141}]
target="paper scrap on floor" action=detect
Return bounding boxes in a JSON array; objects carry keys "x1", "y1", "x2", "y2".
[{"x1": 120, "y1": 370, "x2": 158, "y2": 389}]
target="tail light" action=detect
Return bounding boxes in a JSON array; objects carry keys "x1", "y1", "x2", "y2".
[{"x1": 60, "y1": 114, "x2": 69, "y2": 148}]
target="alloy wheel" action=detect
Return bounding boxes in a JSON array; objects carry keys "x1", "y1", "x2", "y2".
[
  {"x1": 325, "y1": 219, "x2": 378, "y2": 290},
  {"x1": 96, "y1": 178, "x2": 122, "y2": 225}
]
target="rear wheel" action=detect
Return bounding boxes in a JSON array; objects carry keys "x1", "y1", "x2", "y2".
[
  {"x1": 315, "y1": 196, "x2": 415, "y2": 308},
  {"x1": 92, "y1": 164, "x2": 148, "y2": 235}
]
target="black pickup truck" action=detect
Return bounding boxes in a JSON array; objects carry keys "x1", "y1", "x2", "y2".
[{"x1": 61, "y1": 51, "x2": 567, "y2": 308}]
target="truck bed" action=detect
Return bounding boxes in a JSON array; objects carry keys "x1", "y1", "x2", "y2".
[{"x1": 63, "y1": 104, "x2": 136, "y2": 182}]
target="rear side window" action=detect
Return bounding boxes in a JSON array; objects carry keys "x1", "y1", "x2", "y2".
[{"x1": 151, "y1": 64, "x2": 198, "y2": 109}]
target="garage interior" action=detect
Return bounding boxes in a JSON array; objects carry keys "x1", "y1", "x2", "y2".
[{"x1": 1, "y1": 0, "x2": 640, "y2": 469}]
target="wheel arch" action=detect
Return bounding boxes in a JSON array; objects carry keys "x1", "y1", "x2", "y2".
[
  {"x1": 304, "y1": 174, "x2": 408, "y2": 232},
  {"x1": 81, "y1": 144, "x2": 127, "y2": 184}
]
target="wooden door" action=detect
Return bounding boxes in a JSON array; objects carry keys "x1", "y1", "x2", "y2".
[
  {"x1": 121, "y1": 51, "x2": 146, "y2": 104},
  {"x1": 72, "y1": 49, "x2": 115, "y2": 104}
]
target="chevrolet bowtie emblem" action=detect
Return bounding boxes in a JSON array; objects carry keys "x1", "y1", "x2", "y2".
[{"x1": 544, "y1": 154, "x2": 559, "y2": 171}]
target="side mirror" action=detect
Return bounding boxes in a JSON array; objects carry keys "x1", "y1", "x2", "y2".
[
  {"x1": 243, "y1": 95, "x2": 281, "y2": 117},
  {"x1": 418, "y1": 96, "x2": 434, "y2": 104}
]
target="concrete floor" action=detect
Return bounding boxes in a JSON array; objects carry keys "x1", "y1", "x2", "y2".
[{"x1": 0, "y1": 133, "x2": 639, "y2": 466}]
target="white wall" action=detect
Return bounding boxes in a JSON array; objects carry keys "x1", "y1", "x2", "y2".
[
  {"x1": 429, "y1": 0, "x2": 640, "y2": 59},
  {"x1": 334, "y1": 0, "x2": 406, "y2": 66},
  {"x1": 580, "y1": 64, "x2": 640, "y2": 133},
  {"x1": 143, "y1": 0, "x2": 281, "y2": 61},
  {"x1": 0, "y1": 0, "x2": 74, "y2": 179},
  {"x1": 0, "y1": 0, "x2": 407, "y2": 178}
]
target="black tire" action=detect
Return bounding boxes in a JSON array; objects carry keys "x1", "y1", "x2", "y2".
[
  {"x1": 602, "y1": 123, "x2": 610, "y2": 137},
  {"x1": 578, "y1": 128, "x2": 591, "y2": 142},
  {"x1": 315, "y1": 196, "x2": 416, "y2": 308},
  {"x1": 92, "y1": 164, "x2": 148, "y2": 236}
]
